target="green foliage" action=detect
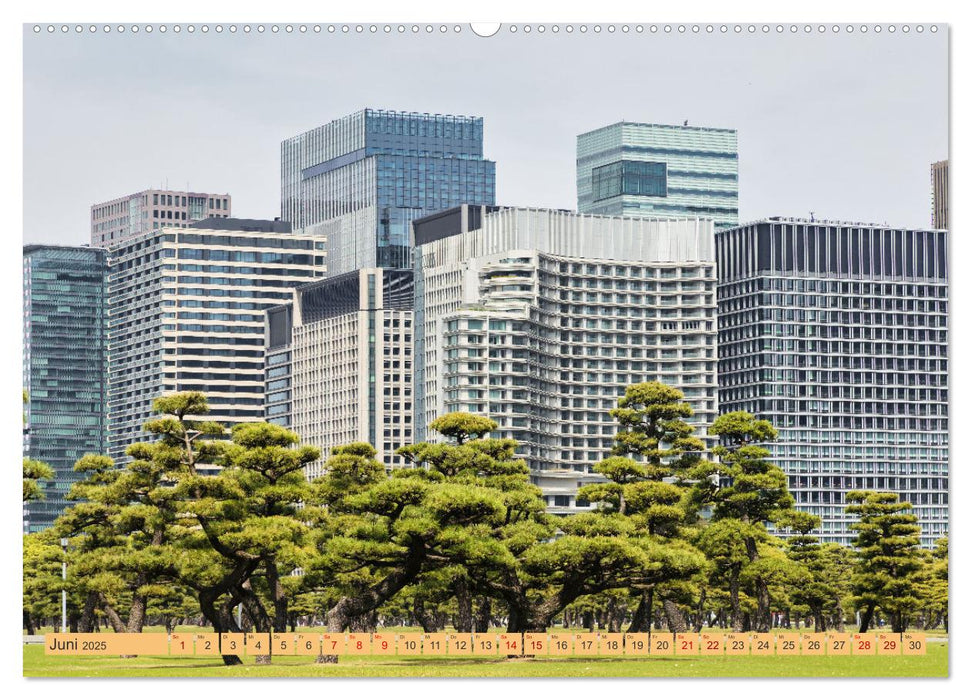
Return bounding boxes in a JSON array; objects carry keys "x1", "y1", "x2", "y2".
[
  {"x1": 846, "y1": 491, "x2": 924, "y2": 632},
  {"x1": 610, "y1": 382, "x2": 706, "y2": 465},
  {"x1": 703, "y1": 412, "x2": 793, "y2": 524},
  {"x1": 692, "y1": 411, "x2": 800, "y2": 632},
  {"x1": 429, "y1": 413, "x2": 497, "y2": 444},
  {"x1": 577, "y1": 382, "x2": 710, "y2": 633},
  {"x1": 23, "y1": 458, "x2": 55, "y2": 502},
  {"x1": 54, "y1": 440, "x2": 186, "y2": 634},
  {"x1": 24, "y1": 385, "x2": 948, "y2": 647},
  {"x1": 306, "y1": 420, "x2": 545, "y2": 632},
  {"x1": 780, "y1": 510, "x2": 853, "y2": 631},
  {"x1": 913, "y1": 537, "x2": 948, "y2": 631},
  {"x1": 23, "y1": 532, "x2": 64, "y2": 627}
]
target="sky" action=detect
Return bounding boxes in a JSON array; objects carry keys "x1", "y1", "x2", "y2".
[{"x1": 22, "y1": 24, "x2": 948, "y2": 246}]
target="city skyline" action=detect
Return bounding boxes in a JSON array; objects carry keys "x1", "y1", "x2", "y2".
[{"x1": 23, "y1": 27, "x2": 947, "y2": 245}]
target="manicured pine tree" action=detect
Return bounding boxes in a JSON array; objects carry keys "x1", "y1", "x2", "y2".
[
  {"x1": 913, "y1": 537, "x2": 948, "y2": 632},
  {"x1": 22, "y1": 532, "x2": 64, "y2": 634},
  {"x1": 846, "y1": 490, "x2": 923, "y2": 633},
  {"x1": 697, "y1": 410, "x2": 799, "y2": 633},
  {"x1": 579, "y1": 381, "x2": 709, "y2": 633}
]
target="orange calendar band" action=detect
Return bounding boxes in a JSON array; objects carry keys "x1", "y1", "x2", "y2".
[{"x1": 41, "y1": 632, "x2": 929, "y2": 656}]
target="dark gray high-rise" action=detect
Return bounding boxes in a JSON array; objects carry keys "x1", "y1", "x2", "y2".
[{"x1": 717, "y1": 218, "x2": 948, "y2": 547}]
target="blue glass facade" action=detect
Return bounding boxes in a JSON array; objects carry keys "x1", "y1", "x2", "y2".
[
  {"x1": 23, "y1": 245, "x2": 107, "y2": 532},
  {"x1": 281, "y1": 109, "x2": 496, "y2": 275},
  {"x1": 578, "y1": 122, "x2": 738, "y2": 230}
]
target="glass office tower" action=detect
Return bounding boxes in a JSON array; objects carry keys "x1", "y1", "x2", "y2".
[
  {"x1": 23, "y1": 245, "x2": 107, "y2": 532},
  {"x1": 577, "y1": 121, "x2": 739, "y2": 230},
  {"x1": 717, "y1": 218, "x2": 948, "y2": 547},
  {"x1": 281, "y1": 108, "x2": 496, "y2": 276}
]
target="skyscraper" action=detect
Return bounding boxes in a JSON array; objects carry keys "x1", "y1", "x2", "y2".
[
  {"x1": 106, "y1": 221, "x2": 326, "y2": 460},
  {"x1": 931, "y1": 159, "x2": 948, "y2": 230},
  {"x1": 91, "y1": 189, "x2": 232, "y2": 247},
  {"x1": 23, "y1": 245, "x2": 107, "y2": 532},
  {"x1": 414, "y1": 206, "x2": 717, "y2": 511},
  {"x1": 716, "y1": 218, "x2": 948, "y2": 547},
  {"x1": 264, "y1": 268, "x2": 415, "y2": 479},
  {"x1": 577, "y1": 121, "x2": 739, "y2": 230},
  {"x1": 281, "y1": 108, "x2": 496, "y2": 275}
]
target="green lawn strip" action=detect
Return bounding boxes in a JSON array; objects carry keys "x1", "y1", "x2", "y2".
[{"x1": 23, "y1": 642, "x2": 947, "y2": 678}]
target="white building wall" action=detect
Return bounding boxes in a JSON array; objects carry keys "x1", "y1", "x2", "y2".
[
  {"x1": 414, "y1": 208, "x2": 718, "y2": 511},
  {"x1": 288, "y1": 268, "x2": 414, "y2": 479},
  {"x1": 107, "y1": 226, "x2": 326, "y2": 460}
]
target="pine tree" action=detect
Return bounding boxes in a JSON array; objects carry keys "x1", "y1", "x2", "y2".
[
  {"x1": 579, "y1": 381, "x2": 708, "y2": 634},
  {"x1": 696, "y1": 411, "x2": 798, "y2": 632},
  {"x1": 846, "y1": 491, "x2": 923, "y2": 633}
]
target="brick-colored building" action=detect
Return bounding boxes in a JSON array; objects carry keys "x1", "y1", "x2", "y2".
[{"x1": 90, "y1": 188, "x2": 232, "y2": 247}]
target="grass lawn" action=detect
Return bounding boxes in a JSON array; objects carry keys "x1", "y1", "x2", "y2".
[{"x1": 23, "y1": 641, "x2": 948, "y2": 678}]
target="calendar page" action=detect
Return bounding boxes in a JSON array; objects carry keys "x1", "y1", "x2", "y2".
[{"x1": 17, "y1": 2, "x2": 951, "y2": 691}]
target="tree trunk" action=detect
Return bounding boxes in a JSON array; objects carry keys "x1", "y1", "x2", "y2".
[
  {"x1": 859, "y1": 603, "x2": 876, "y2": 633},
  {"x1": 474, "y1": 597, "x2": 491, "y2": 633},
  {"x1": 626, "y1": 591, "x2": 649, "y2": 633},
  {"x1": 728, "y1": 566, "x2": 743, "y2": 632},
  {"x1": 454, "y1": 579, "x2": 474, "y2": 633},
  {"x1": 350, "y1": 610, "x2": 378, "y2": 633},
  {"x1": 662, "y1": 599, "x2": 687, "y2": 633},
  {"x1": 754, "y1": 580, "x2": 771, "y2": 633},
  {"x1": 693, "y1": 589, "x2": 707, "y2": 633},
  {"x1": 319, "y1": 546, "x2": 426, "y2": 663},
  {"x1": 23, "y1": 610, "x2": 36, "y2": 635},
  {"x1": 581, "y1": 610, "x2": 594, "y2": 632},
  {"x1": 414, "y1": 597, "x2": 439, "y2": 632},
  {"x1": 265, "y1": 560, "x2": 288, "y2": 634},
  {"x1": 198, "y1": 589, "x2": 244, "y2": 666},
  {"x1": 743, "y1": 536, "x2": 772, "y2": 633},
  {"x1": 606, "y1": 597, "x2": 626, "y2": 633},
  {"x1": 891, "y1": 610, "x2": 906, "y2": 634},
  {"x1": 237, "y1": 584, "x2": 273, "y2": 664},
  {"x1": 126, "y1": 591, "x2": 148, "y2": 633},
  {"x1": 812, "y1": 605, "x2": 826, "y2": 632},
  {"x1": 506, "y1": 604, "x2": 524, "y2": 634},
  {"x1": 78, "y1": 591, "x2": 99, "y2": 633},
  {"x1": 101, "y1": 600, "x2": 127, "y2": 634}
]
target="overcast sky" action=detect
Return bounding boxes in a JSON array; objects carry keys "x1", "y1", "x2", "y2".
[{"x1": 23, "y1": 25, "x2": 948, "y2": 246}]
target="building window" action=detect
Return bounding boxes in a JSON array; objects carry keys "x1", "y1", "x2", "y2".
[{"x1": 591, "y1": 160, "x2": 667, "y2": 201}]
